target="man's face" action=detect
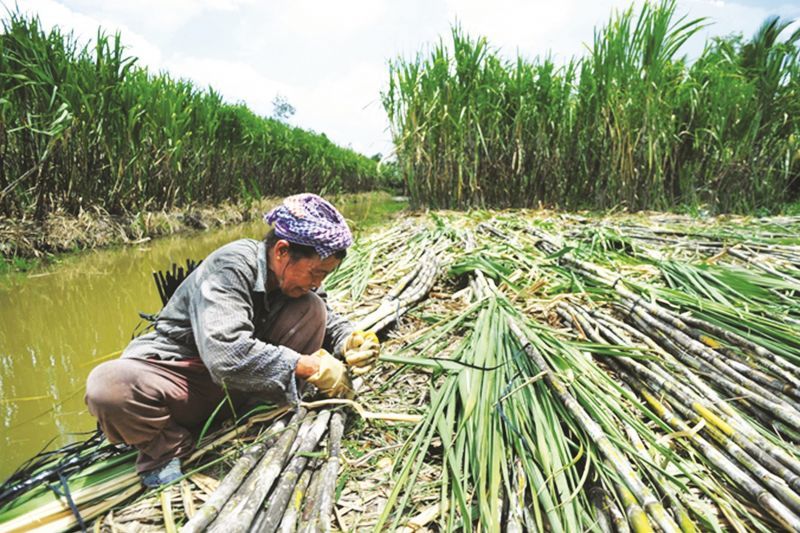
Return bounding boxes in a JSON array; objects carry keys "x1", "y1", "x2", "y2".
[{"x1": 274, "y1": 243, "x2": 341, "y2": 297}]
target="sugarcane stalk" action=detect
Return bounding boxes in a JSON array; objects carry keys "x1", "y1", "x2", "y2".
[
  {"x1": 727, "y1": 247, "x2": 800, "y2": 288},
  {"x1": 465, "y1": 232, "x2": 672, "y2": 531},
  {"x1": 588, "y1": 486, "x2": 619, "y2": 533},
  {"x1": 619, "y1": 297, "x2": 800, "y2": 429},
  {"x1": 497, "y1": 305, "x2": 680, "y2": 531},
  {"x1": 506, "y1": 460, "x2": 525, "y2": 533},
  {"x1": 0, "y1": 471, "x2": 140, "y2": 533},
  {"x1": 161, "y1": 490, "x2": 177, "y2": 533},
  {"x1": 532, "y1": 227, "x2": 800, "y2": 403},
  {"x1": 678, "y1": 313, "x2": 800, "y2": 382},
  {"x1": 568, "y1": 294, "x2": 798, "y2": 529},
  {"x1": 633, "y1": 310, "x2": 800, "y2": 428},
  {"x1": 615, "y1": 329, "x2": 800, "y2": 492},
  {"x1": 287, "y1": 414, "x2": 317, "y2": 457},
  {"x1": 182, "y1": 418, "x2": 289, "y2": 532},
  {"x1": 386, "y1": 256, "x2": 424, "y2": 299},
  {"x1": 206, "y1": 409, "x2": 308, "y2": 533},
  {"x1": 615, "y1": 480, "x2": 654, "y2": 533},
  {"x1": 353, "y1": 257, "x2": 438, "y2": 332},
  {"x1": 723, "y1": 358, "x2": 800, "y2": 400},
  {"x1": 589, "y1": 304, "x2": 800, "y2": 482},
  {"x1": 558, "y1": 303, "x2": 696, "y2": 531},
  {"x1": 297, "y1": 466, "x2": 325, "y2": 532},
  {"x1": 675, "y1": 325, "x2": 800, "y2": 398},
  {"x1": 252, "y1": 410, "x2": 331, "y2": 533},
  {"x1": 12, "y1": 483, "x2": 142, "y2": 533},
  {"x1": 617, "y1": 292, "x2": 800, "y2": 414},
  {"x1": 622, "y1": 422, "x2": 696, "y2": 533},
  {"x1": 656, "y1": 312, "x2": 800, "y2": 398},
  {"x1": 276, "y1": 465, "x2": 314, "y2": 533},
  {"x1": 627, "y1": 375, "x2": 800, "y2": 530},
  {"x1": 561, "y1": 304, "x2": 800, "y2": 482},
  {"x1": 614, "y1": 353, "x2": 800, "y2": 513},
  {"x1": 624, "y1": 308, "x2": 796, "y2": 435},
  {"x1": 180, "y1": 480, "x2": 196, "y2": 520},
  {"x1": 312, "y1": 411, "x2": 345, "y2": 533},
  {"x1": 598, "y1": 256, "x2": 797, "y2": 410}
]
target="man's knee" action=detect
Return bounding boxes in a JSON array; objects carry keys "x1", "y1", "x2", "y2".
[
  {"x1": 85, "y1": 359, "x2": 136, "y2": 417},
  {"x1": 300, "y1": 292, "x2": 327, "y2": 328},
  {"x1": 281, "y1": 292, "x2": 327, "y2": 328},
  {"x1": 268, "y1": 292, "x2": 327, "y2": 353}
]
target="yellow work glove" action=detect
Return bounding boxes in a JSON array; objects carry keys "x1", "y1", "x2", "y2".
[
  {"x1": 306, "y1": 349, "x2": 354, "y2": 399},
  {"x1": 343, "y1": 330, "x2": 381, "y2": 375}
]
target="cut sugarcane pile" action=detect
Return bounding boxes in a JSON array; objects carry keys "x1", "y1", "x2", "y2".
[
  {"x1": 333, "y1": 210, "x2": 800, "y2": 532},
  {"x1": 2, "y1": 209, "x2": 800, "y2": 532}
]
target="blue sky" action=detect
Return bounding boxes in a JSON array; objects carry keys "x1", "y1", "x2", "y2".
[{"x1": 12, "y1": 0, "x2": 800, "y2": 158}]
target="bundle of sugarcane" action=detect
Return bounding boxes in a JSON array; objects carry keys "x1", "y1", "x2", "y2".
[
  {"x1": 526, "y1": 226, "x2": 800, "y2": 419},
  {"x1": 499, "y1": 223, "x2": 800, "y2": 528},
  {"x1": 338, "y1": 212, "x2": 800, "y2": 531},
  {"x1": 373, "y1": 213, "x2": 800, "y2": 531},
  {"x1": 181, "y1": 223, "x2": 444, "y2": 533},
  {"x1": 0, "y1": 411, "x2": 289, "y2": 533},
  {"x1": 378, "y1": 228, "x2": 696, "y2": 531},
  {"x1": 555, "y1": 299, "x2": 800, "y2": 529},
  {"x1": 470, "y1": 239, "x2": 710, "y2": 532},
  {"x1": 562, "y1": 222, "x2": 800, "y2": 350},
  {"x1": 582, "y1": 218, "x2": 800, "y2": 284}
]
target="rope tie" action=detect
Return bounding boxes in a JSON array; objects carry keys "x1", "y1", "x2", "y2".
[{"x1": 52, "y1": 470, "x2": 87, "y2": 532}]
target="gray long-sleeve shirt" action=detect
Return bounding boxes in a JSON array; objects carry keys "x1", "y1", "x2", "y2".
[{"x1": 122, "y1": 238, "x2": 353, "y2": 403}]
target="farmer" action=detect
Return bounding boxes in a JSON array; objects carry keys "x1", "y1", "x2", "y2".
[{"x1": 84, "y1": 193, "x2": 380, "y2": 487}]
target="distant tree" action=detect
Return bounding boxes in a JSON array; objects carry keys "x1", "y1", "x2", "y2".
[{"x1": 272, "y1": 94, "x2": 296, "y2": 121}]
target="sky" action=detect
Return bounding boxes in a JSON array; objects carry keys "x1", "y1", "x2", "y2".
[{"x1": 9, "y1": 0, "x2": 800, "y2": 159}]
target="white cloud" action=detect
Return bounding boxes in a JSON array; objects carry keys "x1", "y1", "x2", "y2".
[
  {"x1": 295, "y1": 63, "x2": 392, "y2": 156},
  {"x1": 274, "y1": 0, "x2": 387, "y2": 38},
  {"x1": 162, "y1": 55, "x2": 392, "y2": 155},
  {"x1": 57, "y1": 0, "x2": 257, "y2": 34},
  {"x1": 675, "y1": 0, "x2": 800, "y2": 59},
  {"x1": 16, "y1": 0, "x2": 164, "y2": 67},
  {"x1": 166, "y1": 56, "x2": 289, "y2": 114},
  {"x1": 444, "y1": 0, "x2": 646, "y2": 61}
]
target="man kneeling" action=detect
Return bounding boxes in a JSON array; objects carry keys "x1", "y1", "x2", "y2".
[{"x1": 85, "y1": 194, "x2": 380, "y2": 487}]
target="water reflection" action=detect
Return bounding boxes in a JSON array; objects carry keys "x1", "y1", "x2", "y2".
[{"x1": 0, "y1": 194, "x2": 402, "y2": 480}]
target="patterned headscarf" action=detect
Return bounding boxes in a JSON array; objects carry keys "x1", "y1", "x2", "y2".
[{"x1": 263, "y1": 194, "x2": 353, "y2": 259}]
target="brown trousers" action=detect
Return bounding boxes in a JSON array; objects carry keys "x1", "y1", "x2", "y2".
[{"x1": 85, "y1": 293, "x2": 326, "y2": 472}]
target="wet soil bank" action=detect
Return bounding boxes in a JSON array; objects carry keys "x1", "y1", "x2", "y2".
[{"x1": 0, "y1": 192, "x2": 400, "y2": 272}]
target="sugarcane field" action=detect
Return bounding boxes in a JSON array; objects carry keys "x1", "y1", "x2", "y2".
[{"x1": 2, "y1": 1, "x2": 800, "y2": 532}]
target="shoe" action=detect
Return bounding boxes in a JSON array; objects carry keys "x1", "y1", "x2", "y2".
[{"x1": 140, "y1": 458, "x2": 183, "y2": 488}]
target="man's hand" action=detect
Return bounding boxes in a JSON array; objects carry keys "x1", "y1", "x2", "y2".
[
  {"x1": 305, "y1": 349, "x2": 354, "y2": 399},
  {"x1": 296, "y1": 354, "x2": 320, "y2": 378},
  {"x1": 343, "y1": 330, "x2": 381, "y2": 375}
]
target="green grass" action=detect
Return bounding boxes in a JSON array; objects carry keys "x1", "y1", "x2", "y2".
[
  {"x1": 0, "y1": 256, "x2": 49, "y2": 282},
  {"x1": 332, "y1": 191, "x2": 408, "y2": 233},
  {"x1": 782, "y1": 200, "x2": 800, "y2": 216}
]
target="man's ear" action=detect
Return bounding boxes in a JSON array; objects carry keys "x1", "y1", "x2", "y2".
[{"x1": 275, "y1": 239, "x2": 290, "y2": 259}]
